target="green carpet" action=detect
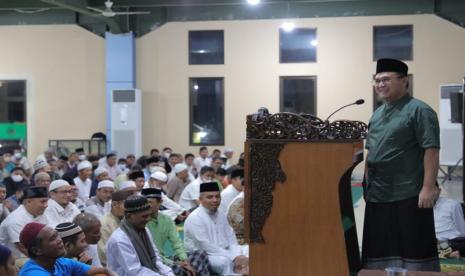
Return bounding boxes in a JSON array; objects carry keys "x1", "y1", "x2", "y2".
[{"x1": 440, "y1": 258, "x2": 465, "y2": 272}]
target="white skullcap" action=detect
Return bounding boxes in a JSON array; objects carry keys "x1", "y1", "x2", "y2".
[
  {"x1": 49, "y1": 179, "x2": 70, "y2": 192},
  {"x1": 33, "y1": 159, "x2": 48, "y2": 171},
  {"x1": 120, "y1": 180, "x2": 136, "y2": 191},
  {"x1": 77, "y1": 160, "x2": 92, "y2": 171},
  {"x1": 224, "y1": 147, "x2": 234, "y2": 153},
  {"x1": 94, "y1": 167, "x2": 108, "y2": 177},
  {"x1": 150, "y1": 166, "x2": 166, "y2": 173},
  {"x1": 150, "y1": 171, "x2": 168, "y2": 182},
  {"x1": 174, "y1": 163, "x2": 188, "y2": 174},
  {"x1": 98, "y1": 180, "x2": 115, "y2": 190}
]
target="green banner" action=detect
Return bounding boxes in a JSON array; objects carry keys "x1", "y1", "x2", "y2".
[{"x1": 0, "y1": 123, "x2": 27, "y2": 140}]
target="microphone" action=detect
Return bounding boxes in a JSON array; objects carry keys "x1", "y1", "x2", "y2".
[{"x1": 325, "y1": 99, "x2": 365, "y2": 122}]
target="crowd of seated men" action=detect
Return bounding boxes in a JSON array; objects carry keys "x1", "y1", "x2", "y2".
[{"x1": 0, "y1": 145, "x2": 248, "y2": 275}]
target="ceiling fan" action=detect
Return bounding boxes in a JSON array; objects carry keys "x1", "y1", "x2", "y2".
[{"x1": 87, "y1": 0, "x2": 150, "y2": 17}]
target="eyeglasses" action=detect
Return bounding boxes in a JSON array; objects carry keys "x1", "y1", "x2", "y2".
[
  {"x1": 54, "y1": 190, "x2": 73, "y2": 195},
  {"x1": 372, "y1": 76, "x2": 404, "y2": 86}
]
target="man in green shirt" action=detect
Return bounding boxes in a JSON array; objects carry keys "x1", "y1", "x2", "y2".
[
  {"x1": 362, "y1": 58, "x2": 441, "y2": 271},
  {"x1": 143, "y1": 188, "x2": 209, "y2": 276}
]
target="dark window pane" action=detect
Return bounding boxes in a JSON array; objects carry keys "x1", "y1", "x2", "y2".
[
  {"x1": 373, "y1": 74, "x2": 413, "y2": 111},
  {"x1": 189, "y1": 31, "x2": 224, "y2": 65},
  {"x1": 280, "y1": 28, "x2": 317, "y2": 63},
  {"x1": 374, "y1": 25, "x2": 413, "y2": 60},
  {"x1": 0, "y1": 80, "x2": 26, "y2": 122},
  {"x1": 190, "y1": 78, "x2": 224, "y2": 145},
  {"x1": 280, "y1": 76, "x2": 317, "y2": 115}
]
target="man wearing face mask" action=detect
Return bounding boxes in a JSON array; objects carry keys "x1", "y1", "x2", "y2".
[
  {"x1": 143, "y1": 156, "x2": 161, "y2": 181},
  {"x1": 11, "y1": 149, "x2": 31, "y2": 176},
  {"x1": 178, "y1": 166, "x2": 216, "y2": 210},
  {"x1": 3, "y1": 167, "x2": 29, "y2": 198}
]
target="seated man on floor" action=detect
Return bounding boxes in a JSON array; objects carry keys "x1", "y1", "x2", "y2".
[
  {"x1": 18, "y1": 222, "x2": 112, "y2": 275},
  {"x1": 44, "y1": 179, "x2": 81, "y2": 228},
  {"x1": 85, "y1": 180, "x2": 114, "y2": 219},
  {"x1": 184, "y1": 182, "x2": 248, "y2": 275},
  {"x1": 434, "y1": 196, "x2": 465, "y2": 258},
  {"x1": 142, "y1": 188, "x2": 209, "y2": 276},
  {"x1": 55, "y1": 222, "x2": 93, "y2": 265},
  {"x1": 0, "y1": 186, "x2": 49, "y2": 264},
  {"x1": 106, "y1": 195, "x2": 174, "y2": 275},
  {"x1": 73, "y1": 213, "x2": 102, "y2": 267},
  {"x1": 98, "y1": 190, "x2": 131, "y2": 266}
]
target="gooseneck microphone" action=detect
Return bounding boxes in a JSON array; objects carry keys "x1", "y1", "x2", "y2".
[{"x1": 325, "y1": 99, "x2": 365, "y2": 122}]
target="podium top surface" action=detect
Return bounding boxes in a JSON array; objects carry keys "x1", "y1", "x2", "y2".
[{"x1": 246, "y1": 109, "x2": 368, "y2": 141}]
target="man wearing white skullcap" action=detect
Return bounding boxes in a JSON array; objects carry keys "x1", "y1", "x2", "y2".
[
  {"x1": 166, "y1": 164, "x2": 190, "y2": 203},
  {"x1": 44, "y1": 180, "x2": 81, "y2": 227},
  {"x1": 147, "y1": 171, "x2": 187, "y2": 222},
  {"x1": 223, "y1": 147, "x2": 234, "y2": 170},
  {"x1": 85, "y1": 180, "x2": 114, "y2": 219},
  {"x1": 89, "y1": 167, "x2": 110, "y2": 199},
  {"x1": 119, "y1": 180, "x2": 137, "y2": 195},
  {"x1": 74, "y1": 161, "x2": 93, "y2": 202}
]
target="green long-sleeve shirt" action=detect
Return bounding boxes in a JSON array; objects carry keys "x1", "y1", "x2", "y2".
[{"x1": 147, "y1": 212, "x2": 188, "y2": 262}]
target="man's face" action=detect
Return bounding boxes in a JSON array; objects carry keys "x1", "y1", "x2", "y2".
[
  {"x1": 177, "y1": 170, "x2": 189, "y2": 181},
  {"x1": 65, "y1": 232, "x2": 88, "y2": 258},
  {"x1": 201, "y1": 171, "x2": 215, "y2": 182},
  {"x1": 127, "y1": 208, "x2": 153, "y2": 230},
  {"x1": 85, "y1": 221, "x2": 101, "y2": 244},
  {"x1": 51, "y1": 186, "x2": 72, "y2": 206},
  {"x1": 26, "y1": 197, "x2": 49, "y2": 217},
  {"x1": 127, "y1": 156, "x2": 135, "y2": 166},
  {"x1": 11, "y1": 169, "x2": 25, "y2": 178},
  {"x1": 185, "y1": 156, "x2": 194, "y2": 166},
  {"x1": 0, "y1": 187, "x2": 6, "y2": 201},
  {"x1": 79, "y1": 168, "x2": 92, "y2": 180},
  {"x1": 199, "y1": 191, "x2": 221, "y2": 212},
  {"x1": 212, "y1": 159, "x2": 224, "y2": 169},
  {"x1": 373, "y1": 72, "x2": 407, "y2": 102},
  {"x1": 199, "y1": 149, "x2": 208, "y2": 158},
  {"x1": 134, "y1": 177, "x2": 145, "y2": 191},
  {"x1": 36, "y1": 175, "x2": 52, "y2": 189},
  {"x1": 69, "y1": 153, "x2": 78, "y2": 163},
  {"x1": 96, "y1": 171, "x2": 110, "y2": 181},
  {"x1": 149, "y1": 178, "x2": 165, "y2": 189},
  {"x1": 147, "y1": 198, "x2": 162, "y2": 216},
  {"x1": 225, "y1": 152, "x2": 233, "y2": 159},
  {"x1": 107, "y1": 156, "x2": 117, "y2": 166},
  {"x1": 69, "y1": 185, "x2": 78, "y2": 202},
  {"x1": 96, "y1": 187, "x2": 113, "y2": 202},
  {"x1": 112, "y1": 201, "x2": 125, "y2": 218},
  {"x1": 36, "y1": 227, "x2": 65, "y2": 259}
]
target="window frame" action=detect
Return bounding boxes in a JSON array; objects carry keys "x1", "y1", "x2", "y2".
[
  {"x1": 373, "y1": 24, "x2": 414, "y2": 61},
  {"x1": 279, "y1": 27, "x2": 318, "y2": 64},
  {"x1": 188, "y1": 30, "x2": 225, "y2": 65},
  {"x1": 279, "y1": 75, "x2": 317, "y2": 115}
]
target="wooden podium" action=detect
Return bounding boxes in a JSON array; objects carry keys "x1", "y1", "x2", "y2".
[{"x1": 244, "y1": 109, "x2": 367, "y2": 276}]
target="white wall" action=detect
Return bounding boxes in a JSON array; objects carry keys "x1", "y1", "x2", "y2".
[
  {"x1": 0, "y1": 25, "x2": 105, "y2": 160},
  {"x1": 137, "y1": 14, "x2": 465, "y2": 164}
]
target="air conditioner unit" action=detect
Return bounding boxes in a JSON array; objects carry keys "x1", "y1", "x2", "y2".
[
  {"x1": 110, "y1": 89, "x2": 142, "y2": 158},
  {"x1": 439, "y1": 84, "x2": 462, "y2": 167}
]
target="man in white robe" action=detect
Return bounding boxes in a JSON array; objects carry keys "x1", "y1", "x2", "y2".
[
  {"x1": 44, "y1": 179, "x2": 81, "y2": 228},
  {"x1": 106, "y1": 195, "x2": 174, "y2": 276},
  {"x1": 184, "y1": 182, "x2": 248, "y2": 275},
  {"x1": 178, "y1": 166, "x2": 215, "y2": 210},
  {"x1": 0, "y1": 186, "x2": 49, "y2": 260},
  {"x1": 85, "y1": 180, "x2": 113, "y2": 219},
  {"x1": 74, "y1": 160, "x2": 93, "y2": 202},
  {"x1": 219, "y1": 169, "x2": 243, "y2": 214}
]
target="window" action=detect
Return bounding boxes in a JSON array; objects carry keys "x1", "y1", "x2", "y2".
[
  {"x1": 373, "y1": 25, "x2": 413, "y2": 60},
  {"x1": 373, "y1": 74, "x2": 413, "y2": 111},
  {"x1": 280, "y1": 76, "x2": 317, "y2": 115},
  {"x1": 280, "y1": 28, "x2": 317, "y2": 63},
  {"x1": 0, "y1": 80, "x2": 26, "y2": 122},
  {"x1": 189, "y1": 30, "x2": 224, "y2": 65},
  {"x1": 190, "y1": 78, "x2": 224, "y2": 145}
]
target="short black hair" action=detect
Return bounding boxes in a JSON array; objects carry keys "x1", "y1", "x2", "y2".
[
  {"x1": 199, "y1": 146, "x2": 208, "y2": 152},
  {"x1": 106, "y1": 153, "x2": 116, "y2": 159},
  {"x1": 200, "y1": 166, "x2": 214, "y2": 175},
  {"x1": 150, "y1": 148, "x2": 159, "y2": 155},
  {"x1": 184, "y1": 153, "x2": 195, "y2": 159}
]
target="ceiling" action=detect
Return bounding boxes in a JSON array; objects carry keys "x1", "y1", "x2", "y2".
[{"x1": 0, "y1": 0, "x2": 464, "y2": 37}]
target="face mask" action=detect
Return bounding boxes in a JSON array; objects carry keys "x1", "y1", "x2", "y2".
[
  {"x1": 118, "y1": 164, "x2": 127, "y2": 171},
  {"x1": 201, "y1": 176, "x2": 212, "y2": 183},
  {"x1": 78, "y1": 155, "x2": 86, "y2": 161},
  {"x1": 163, "y1": 152, "x2": 171, "y2": 159},
  {"x1": 14, "y1": 153, "x2": 22, "y2": 159},
  {"x1": 11, "y1": 174, "x2": 23, "y2": 182}
]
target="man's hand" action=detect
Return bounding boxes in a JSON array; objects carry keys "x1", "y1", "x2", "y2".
[
  {"x1": 78, "y1": 251, "x2": 93, "y2": 265},
  {"x1": 418, "y1": 185, "x2": 440, "y2": 208},
  {"x1": 179, "y1": 260, "x2": 196, "y2": 276},
  {"x1": 233, "y1": 255, "x2": 249, "y2": 274}
]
